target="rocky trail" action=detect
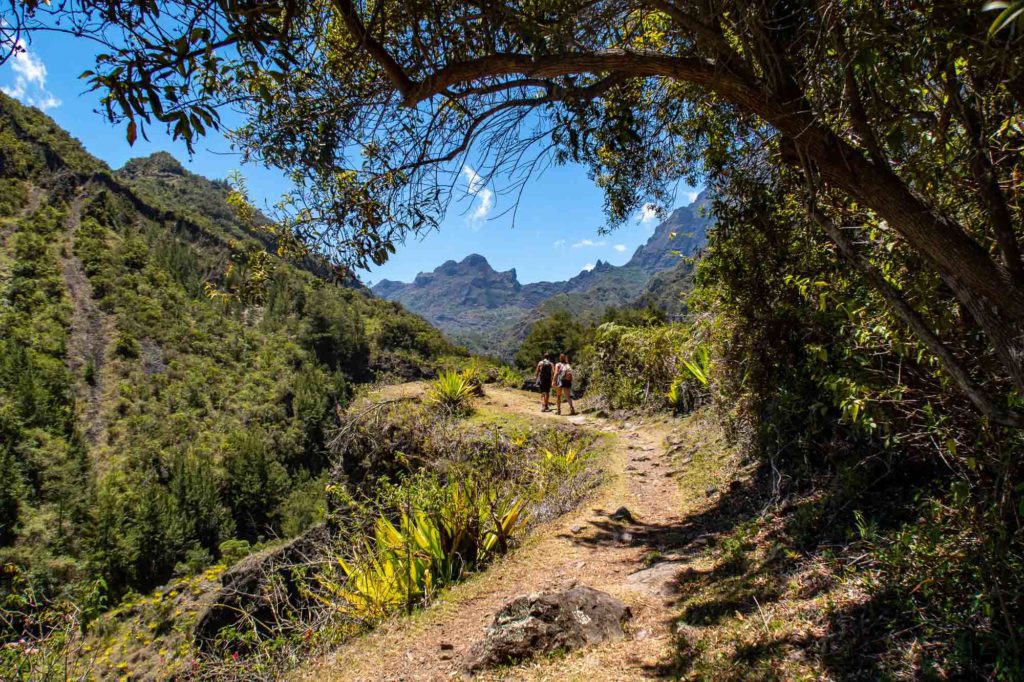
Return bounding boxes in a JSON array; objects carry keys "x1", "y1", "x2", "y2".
[
  {"x1": 60, "y1": 193, "x2": 115, "y2": 448},
  {"x1": 296, "y1": 385, "x2": 721, "y2": 681}
]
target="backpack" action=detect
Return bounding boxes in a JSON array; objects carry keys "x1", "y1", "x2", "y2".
[
  {"x1": 561, "y1": 364, "x2": 574, "y2": 382},
  {"x1": 538, "y1": 360, "x2": 553, "y2": 383}
]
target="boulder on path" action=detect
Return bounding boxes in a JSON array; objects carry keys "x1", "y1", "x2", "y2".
[
  {"x1": 624, "y1": 562, "x2": 684, "y2": 597},
  {"x1": 467, "y1": 585, "x2": 631, "y2": 671},
  {"x1": 610, "y1": 506, "x2": 635, "y2": 523}
]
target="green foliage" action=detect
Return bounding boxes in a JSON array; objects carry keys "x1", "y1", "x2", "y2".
[
  {"x1": 496, "y1": 365, "x2": 522, "y2": 388},
  {"x1": 599, "y1": 304, "x2": 666, "y2": 328},
  {"x1": 428, "y1": 370, "x2": 476, "y2": 416},
  {"x1": 0, "y1": 98, "x2": 460, "y2": 623},
  {"x1": 323, "y1": 478, "x2": 527, "y2": 622},
  {"x1": 220, "y1": 431, "x2": 290, "y2": 541},
  {"x1": 218, "y1": 539, "x2": 252, "y2": 566},
  {"x1": 529, "y1": 436, "x2": 590, "y2": 502},
  {"x1": 583, "y1": 322, "x2": 693, "y2": 410},
  {"x1": 681, "y1": 346, "x2": 709, "y2": 387},
  {"x1": 513, "y1": 310, "x2": 589, "y2": 369},
  {"x1": 0, "y1": 178, "x2": 27, "y2": 216}
]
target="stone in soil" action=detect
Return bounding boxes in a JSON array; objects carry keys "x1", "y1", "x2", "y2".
[
  {"x1": 610, "y1": 506, "x2": 635, "y2": 523},
  {"x1": 624, "y1": 562, "x2": 684, "y2": 597},
  {"x1": 466, "y1": 585, "x2": 632, "y2": 671}
]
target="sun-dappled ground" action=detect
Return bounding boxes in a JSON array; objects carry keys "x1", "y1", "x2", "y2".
[
  {"x1": 293, "y1": 384, "x2": 719, "y2": 680},
  {"x1": 291, "y1": 384, "x2": 891, "y2": 681}
]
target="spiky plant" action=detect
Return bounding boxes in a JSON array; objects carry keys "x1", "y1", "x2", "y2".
[{"x1": 429, "y1": 370, "x2": 476, "y2": 415}]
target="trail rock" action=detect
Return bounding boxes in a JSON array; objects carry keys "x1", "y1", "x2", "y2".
[
  {"x1": 610, "y1": 506, "x2": 635, "y2": 522},
  {"x1": 466, "y1": 585, "x2": 631, "y2": 671},
  {"x1": 624, "y1": 562, "x2": 684, "y2": 597}
]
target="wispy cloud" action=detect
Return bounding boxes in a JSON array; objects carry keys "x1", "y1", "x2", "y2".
[
  {"x1": 462, "y1": 165, "x2": 493, "y2": 229},
  {"x1": 1, "y1": 40, "x2": 61, "y2": 110},
  {"x1": 553, "y1": 239, "x2": 566, "y2": 247},
  {"x1": 638, "y1": 203, "x2": 659, "y2": 224},
  {"x1": 687, "y1": 191, "x2": 699, "y2": 203},
  {"x1": 613, "y1": 244, "x2": 627, "y2": 253},
  {"x1": 572, "y1": 238, "x2": 606, "y2": 248},
  {"x1": 582, "y1": 263, "x2": 595, "y2": 272}
]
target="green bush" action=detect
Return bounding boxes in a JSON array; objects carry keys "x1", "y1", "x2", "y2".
[
  {"x1": 114, "y1": 330, "x2": 141, "y2": 358},
  {"x1": 514, "y1": 310, "x2": 589, "y2": 369},
  {"x1": 583, "y1": 322, "x2": 694, "y2": 411},
  {"x1": 218, "y1": 539, "x2": 252, "y2": 566},
  {"x1": 428, "y1": 370, "x2": 476, "y2": 416}
]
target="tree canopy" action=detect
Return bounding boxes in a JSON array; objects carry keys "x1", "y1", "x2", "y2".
[{"x1": 5, "y1": 0, "x2": 1024, "y2": 424}]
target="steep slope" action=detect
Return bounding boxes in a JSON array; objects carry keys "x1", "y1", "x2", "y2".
[
  {"x1": 373, "y1": 193, "x2": 711, "y2": 356},
  {"x1": 0, "y1": 92, "x2": 461, "y2": 610}
]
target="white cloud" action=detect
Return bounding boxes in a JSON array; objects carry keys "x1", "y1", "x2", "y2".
[
  {"x1": 688, "y1": 191, "x2": 699, "y2": 203},
  {"x1": 1, "y1": 40, "x2": 61, "y2": 110},
  {"x1": 572, "y1": 238, "x2": 606, "y2": 248},
  {"x1": 638, "y1": 203, "x2": 659, "y2": 224},
  {"x1": 582, "y1": 263, "x2": 595, "y2": 272},
  {"x1": 553, "y1": 239, "x2": 566, "y2": 247},
  {"x1": 613, "y1": 244, "x2": 627, "y2": 253},
  {"x1": 462, "y1": 165, "x2": 493, "y2": 228}
]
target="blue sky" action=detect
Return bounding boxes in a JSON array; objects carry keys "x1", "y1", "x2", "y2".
[{"x1": 1, "y1": 30, "x2": 701, "y2": 285}]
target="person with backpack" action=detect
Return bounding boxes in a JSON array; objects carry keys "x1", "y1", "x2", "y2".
[
  {"x1": 555, "y1": 353, "x2": 576, "y2": 416},
  {"x1": 534, "y1": 353, "x2": 554, "y2": 412}
]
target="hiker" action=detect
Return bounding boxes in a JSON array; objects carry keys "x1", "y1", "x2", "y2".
[
  {"x1": 555, "y1": 353, "x2": 576, "y2": 416},
  {"x1": 534, "y1": 353, "x2": 554, "y2": 412}
]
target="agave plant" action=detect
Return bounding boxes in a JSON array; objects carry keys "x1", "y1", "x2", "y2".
[
  {"x1": 429, "y1": 370, "x2": 476, "y2": 414},
  {"x1": 530, "y1": 443, "x2": 589, "y2": 497},
  {"x1": 682, "y1": 346, "x2": 710, "y2": 387},
  {"x1": 323, "y1": 480, "x2": 529, "y2": 622},
  {"x1": 666, "y1": 380, "x2": 688, "y2": 414},
  {"x1": 459, "y1": 366, "x2": 486, "y2": 396}
]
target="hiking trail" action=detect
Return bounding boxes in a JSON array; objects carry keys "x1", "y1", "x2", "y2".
[
  {"x1": 60, "y1": 194, "x2": 115, "y2": 449},
  {"x1": 295, "y1": 383, "x2": 723, "y2": 681}
]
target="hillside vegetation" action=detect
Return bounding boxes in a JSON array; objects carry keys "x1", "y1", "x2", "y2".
[{"x1": 0, "y1": 92, "x2": 462, "y2": 621}]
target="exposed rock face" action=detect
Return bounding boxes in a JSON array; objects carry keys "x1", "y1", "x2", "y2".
[
  {"x1": 466, "y1": 585, "x2": 632, "y2": 671},
  {"x1": 193, "y1": 524, "x2": 330, "y2": 649}
]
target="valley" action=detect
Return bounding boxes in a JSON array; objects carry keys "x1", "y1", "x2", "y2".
[
  {"x1": 3, "y1": 3, "x2": 1024, "y2": 679},
  {"x1": 372, "y1": 197, "x2": 710, "y2": 357}
]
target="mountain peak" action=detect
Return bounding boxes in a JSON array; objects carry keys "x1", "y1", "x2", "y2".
[
  {"x1": 119, "y1": 151, "x2": 187, "y2": 178},
  {"x1": 461, "y1": 253, "x2": 491, "y2": 268}
]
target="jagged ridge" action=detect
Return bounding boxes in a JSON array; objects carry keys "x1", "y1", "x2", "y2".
[{"x1": 372, "y1": 192, "x2": 711, "y2": 356}]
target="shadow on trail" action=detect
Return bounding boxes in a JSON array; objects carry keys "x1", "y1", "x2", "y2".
[
  {"x1": 555, "y1": 456, "x2": 907, "y2": 680},
  {"x1": 561, "y1": 475, "x2": 763, "y2": 557}
]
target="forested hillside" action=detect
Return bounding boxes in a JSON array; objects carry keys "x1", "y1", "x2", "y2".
[
  {"x1": 0, "y1": 92, "x2": 461, "y2": 610},
  {"x1": 4, "y1": 0, "x2": 1024, "y2": 679}
]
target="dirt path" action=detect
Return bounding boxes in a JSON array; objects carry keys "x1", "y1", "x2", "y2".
[
  {"x1": 295, "y1": 385, "x2": 703, "y2": 681},
  {"x1": 60, "y1": 194, "x2": 114, "y2": 448}
]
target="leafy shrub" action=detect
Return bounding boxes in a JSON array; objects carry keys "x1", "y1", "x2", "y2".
[
  {"x1": 583, "y1": 322, "x2": 695, "y2": 411},
  {"x1": 428, "y1": 370, "x2": 476, "y2": 415},
  {"x1": 323, "y1": 478, "x2": 527, "y2": 623},
  {"x1": 218, "y1": 539, "x2": 252, "y2": 565},
  {"x1": 497, "y1": 366, "x2": 521, "y2": 388},
  {"x1": 114, "y1": 330, "x2": 141, "y2": 359}
]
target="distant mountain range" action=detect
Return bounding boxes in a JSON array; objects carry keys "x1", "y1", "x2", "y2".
[{"x1": 373, "y1": 193, "x2": 712, "y2": 356}]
